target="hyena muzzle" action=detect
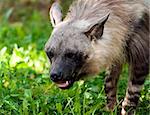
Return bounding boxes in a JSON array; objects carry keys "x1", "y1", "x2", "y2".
[{"x1": 45, "y1": 0, "x2": 149, "y2": 114}]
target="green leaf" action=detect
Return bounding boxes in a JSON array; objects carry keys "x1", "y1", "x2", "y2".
[{"x1": 56, "y1": 103, "x2": 62, "y2": 114}]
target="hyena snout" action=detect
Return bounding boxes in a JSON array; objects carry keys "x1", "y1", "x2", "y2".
[
  {"x1": 50, "y1": 69, "x2": 63, "y2": 83},
  {"x1": 50, "y1": 65, "x2": 67, "y2": 83},
  {"x1": 50, "y1": 60, "x2": 77, "y2": 89}
]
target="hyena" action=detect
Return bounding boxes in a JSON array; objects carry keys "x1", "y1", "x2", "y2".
[{"x1": 45, "y1": 0, "x2": 149, "y2": 114}]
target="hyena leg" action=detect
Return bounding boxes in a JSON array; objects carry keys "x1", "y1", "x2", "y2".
[
  {"x1": 121, "y1": 64, "x2": 148, "y2": 115},
  {"x1": 105, "y1": 64, "x2": 122, "y2": 111}
]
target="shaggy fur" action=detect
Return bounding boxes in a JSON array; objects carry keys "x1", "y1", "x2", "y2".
[{"x1": 45, "y1": 0, "x2": 149, "y2": 114}]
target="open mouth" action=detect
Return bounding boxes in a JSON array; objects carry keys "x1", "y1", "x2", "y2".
[{"x1": 55, "y1": 80, "x2": 74, "y2": 89}]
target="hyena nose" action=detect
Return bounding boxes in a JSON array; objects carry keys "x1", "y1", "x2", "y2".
[{"x1": 50, "y1": 72, "x2": 62, "y2": 82}]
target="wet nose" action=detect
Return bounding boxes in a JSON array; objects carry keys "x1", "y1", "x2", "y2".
[{"x1": 50, "y1": 72, "x2": 62, "y2": 82}]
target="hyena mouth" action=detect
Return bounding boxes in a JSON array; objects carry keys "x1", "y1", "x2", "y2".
[{"x1": 55, "y1": 80, "x2": 74, "y2": 89}]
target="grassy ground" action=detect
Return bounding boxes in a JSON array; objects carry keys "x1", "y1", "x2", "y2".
[{"x1": 0, "y1": 1, "x2": 150, "y2": 115}]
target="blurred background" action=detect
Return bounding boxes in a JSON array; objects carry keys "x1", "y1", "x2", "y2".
[
  {"x1": 0, "y1": 0, "x2": 73, "y2": 50},
  {"x1": 0, "y1": 0, "x2": 149, "y2": 115}
]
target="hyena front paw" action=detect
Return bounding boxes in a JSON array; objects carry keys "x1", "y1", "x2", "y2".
[
  {"x1": 121, "y1": 106, "x2": 135, "y2": 115},
  {"x1": 121, "y1": 100, "x2": 136, "y2": 115}
]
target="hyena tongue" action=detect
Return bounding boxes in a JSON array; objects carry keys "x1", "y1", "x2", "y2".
[{"x1": 56, "y1": 81, "x2": 69, "y2": 88}]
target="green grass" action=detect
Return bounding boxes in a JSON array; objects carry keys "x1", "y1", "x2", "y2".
[{"x1": 0, "y1": 5, "x2": 150, "y2": 115}]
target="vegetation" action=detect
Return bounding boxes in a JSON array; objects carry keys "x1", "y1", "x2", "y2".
[{"x1": 0, "y1": 1, "x2": 149, "y2": 115}]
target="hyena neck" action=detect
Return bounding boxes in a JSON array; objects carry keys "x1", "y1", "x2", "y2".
[{"x1": 63, "y1": 0, "x2": 132, "y2": 71}]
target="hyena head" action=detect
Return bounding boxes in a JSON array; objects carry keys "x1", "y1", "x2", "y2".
[{"x1": 45, "y1": 2, "x2": 110, "y2": 89}]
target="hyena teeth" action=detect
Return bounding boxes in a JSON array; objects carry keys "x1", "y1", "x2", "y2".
[
  {"x1": 45, "y1": 0, "x2": 149, "y2": 114},
  {"x1": 56, "y1": 81, "x2": 69, "y2": 88}
]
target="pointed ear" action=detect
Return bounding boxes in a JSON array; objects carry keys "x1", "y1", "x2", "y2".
[
  {"x1": 84, "y1": 13, "x2": 110, "y2": 40},
  {"x1": 50, "y1": 2, "x2": 63, "y2": 27}
]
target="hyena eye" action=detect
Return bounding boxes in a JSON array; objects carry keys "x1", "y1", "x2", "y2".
[{"x1": 65, "y1": 52, "x2": 75, "y2": 59}]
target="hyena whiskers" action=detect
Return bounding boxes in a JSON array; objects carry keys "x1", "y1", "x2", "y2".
[{"x1": 45, "y1": 0, "x2": 149, "y2": 114}]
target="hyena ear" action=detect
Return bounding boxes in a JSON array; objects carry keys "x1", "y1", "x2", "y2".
[
  {"x1": 84, "y1": 13, "x2": 110, "y2": 40},
  {"x1": 50, "y1": 1, "x2": 63, "y2": 27}
]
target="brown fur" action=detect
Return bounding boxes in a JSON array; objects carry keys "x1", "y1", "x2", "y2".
[{"x1": 45, "y1": 0, "x2": 149, "y2": 114}]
